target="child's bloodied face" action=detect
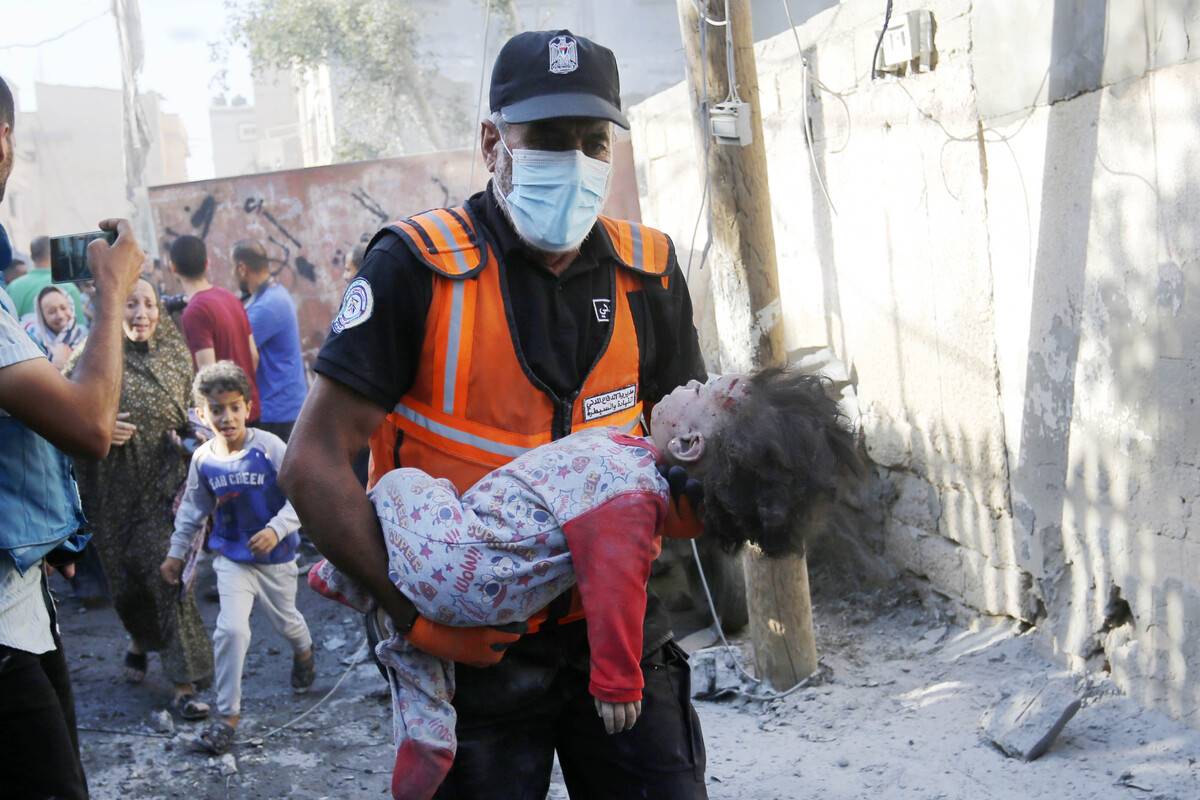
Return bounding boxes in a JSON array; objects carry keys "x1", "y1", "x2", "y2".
[
  {"x1": 200, "y1": 390, "x2": 251, "y2": 451},
  {"x1": 649, "y1": 374, "x2": 748, "y2": 471}
]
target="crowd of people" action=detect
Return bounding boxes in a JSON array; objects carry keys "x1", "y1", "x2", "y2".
[{"x1": 0, "y1": 28, "x2": 862, "y2": 800}]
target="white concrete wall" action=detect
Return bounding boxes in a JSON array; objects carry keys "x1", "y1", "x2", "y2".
[{"x1": 631, "y1": 0, "x2": 1200, "y2": 726}]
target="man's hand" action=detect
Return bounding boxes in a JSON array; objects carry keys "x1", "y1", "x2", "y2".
[
  {"x1": 247, "y1": 528, "x2": 280, "y2": 557},
  {"x1": 89, "y1": 218, "x2": 144, "y2": 303},
  {"x1": 111, "y1": 412, "x2": 136, "y2": 446},
  {"x1": 594, "y1": 698, "x2": 642, "y2": 734},
  {"x1": 48, "y1": 343, "x2": 73, "y2": 370},
  {"x1": 657, "y1": 464, "x2": 705, "y2": 539},
  {"x1": 405, "y1": 617, "x2": 526, "y2": 668},
  {"x1": 160, "y1": 556, "x2": 184, "y2": 586}
]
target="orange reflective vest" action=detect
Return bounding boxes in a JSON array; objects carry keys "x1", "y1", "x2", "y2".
[{"x1": 367, "y1": 206, "x2": 673, "y2": 496}]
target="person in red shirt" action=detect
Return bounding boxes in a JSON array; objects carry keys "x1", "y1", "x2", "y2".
[{"x1": 169, "y1": 235, "x2": 261, "y2": 422}]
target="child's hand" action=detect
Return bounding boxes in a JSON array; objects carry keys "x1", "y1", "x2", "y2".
[
  {"x1": 160, "y1": 557, "x2": 184, "y2": 586},
  {"x1": 248, "y1": 527, "x2": 280, "y2": 557},
  {"x1": 594, "y1": 697, "x2": 642, "y2": 734}
]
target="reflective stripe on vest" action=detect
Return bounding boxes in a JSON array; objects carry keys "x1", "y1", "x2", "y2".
[{"x1": 388, "y1": 207, "x2": 489, "y2": 278}]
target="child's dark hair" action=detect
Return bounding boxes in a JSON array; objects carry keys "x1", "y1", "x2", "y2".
[
  {"x1": 702, "y1": 368, "x2": 861, "y2": 558},
  {"x1": 193, "y1": 361, "x2": 252, "y2": 407}
]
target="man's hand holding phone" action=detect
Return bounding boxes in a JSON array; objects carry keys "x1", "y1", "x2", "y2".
[{"x1": 82, "y1": 219, "x2": 143, "y2": 305}]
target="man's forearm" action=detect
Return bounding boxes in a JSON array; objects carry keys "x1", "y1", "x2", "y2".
[
  {"x1": 71, "y1": 291, "x2": 127, "y2": 427},
  {"x1": 288, "y1": 459, "x2": 416, "y2": 626}
]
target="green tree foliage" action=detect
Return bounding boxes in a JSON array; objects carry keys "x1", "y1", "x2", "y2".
[{"x1": 226, "y1": 0, "x2": 475, "y2": 161}]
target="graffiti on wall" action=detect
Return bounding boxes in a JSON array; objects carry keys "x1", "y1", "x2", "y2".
[
  {"x1": 149, "y1": 140, "x2": 642, "y2": 368},
  {"x1": 150, "y1": 152, "x2": 480, "y2": 365}
]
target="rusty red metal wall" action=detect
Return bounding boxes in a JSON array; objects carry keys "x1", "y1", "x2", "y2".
[{"x1": 148, "y1": 142, "x2": 642, "y2": 367}]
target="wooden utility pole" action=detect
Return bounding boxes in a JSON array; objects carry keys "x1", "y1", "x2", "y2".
[{"x1": 675, "y1": 0, "x2": 817, "y2": 688}]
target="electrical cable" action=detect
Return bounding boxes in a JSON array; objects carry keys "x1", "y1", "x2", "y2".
[
  {"x1": 684, "y1": 2, "x2": 715, "y2": 282},
  {"x1": 690, "y1": 0, "x2": 729, "y2": 27},
  {"x1": 236, "y1": 639, "x2": 367, "y2": 745},
  {"x1": 0, "y1": 9, "x2": 110, "y2": 50},
  {"x1": 466, "y1": 0, "x2": 493, "y2": 198},
  {"x1": 75, "y1": 641, "x2": 368, "y2": 747},
  {"x1": 689, "y1": 540, "x2": 821, "y2": 701},
  {"x1": 870, "y1": 0, "x2": 895, "y2": 80},
  {"x1": 723, "y1": 0, "x2": 741, "y2": 102},
  {"x1": 781, "y1": 0, "x2": 838, "y2": 216}
]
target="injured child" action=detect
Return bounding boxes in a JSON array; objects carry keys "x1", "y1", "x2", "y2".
[{"x1": 309, "y1": 368, "x2": 860, "y2": 800}]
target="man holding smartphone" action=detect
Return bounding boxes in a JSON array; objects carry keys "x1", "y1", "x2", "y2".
[{"x1": 0, "y1": 75, "x2": 145, "y2": 800}]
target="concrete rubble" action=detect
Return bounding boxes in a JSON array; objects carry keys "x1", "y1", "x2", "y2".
[{"x1": 979, "y1": 674, "x2": 1084, "y2": 761}]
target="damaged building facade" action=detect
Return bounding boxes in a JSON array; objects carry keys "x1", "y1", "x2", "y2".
[{"x1": 631, "y1": 0, "x2": 1200, "y2": 727}]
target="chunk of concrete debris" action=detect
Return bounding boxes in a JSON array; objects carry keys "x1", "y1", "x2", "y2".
[
  {"x1": 980, "y1": 675, "x2": 1083, "y2": 761},
  {"x1": 689, "y1": 646, "x2": 750, "y2": 700},
  {"x1": 217, "y1": 753, "x2": 238, "y2": 776},
  {"x1": 150, "y1": 709, "x2": 174, "y2": 735}
]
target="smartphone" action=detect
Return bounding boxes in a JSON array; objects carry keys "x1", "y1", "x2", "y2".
[{"x1": 50, "y1": 229, "x2": 117, "y2": 284}]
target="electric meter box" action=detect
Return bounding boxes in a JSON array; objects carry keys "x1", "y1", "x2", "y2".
[{"x1": 709, "y1": 101, "x2": 753, "y2": 147}]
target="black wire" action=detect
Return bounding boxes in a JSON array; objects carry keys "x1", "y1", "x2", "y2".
[{"x1": 870, "y1": 0, "x2": 895, "y2": 80}]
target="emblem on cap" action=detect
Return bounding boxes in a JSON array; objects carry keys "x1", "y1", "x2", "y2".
[{"x1": 548, "y1": 35, "x2": 579, "y2": 75}]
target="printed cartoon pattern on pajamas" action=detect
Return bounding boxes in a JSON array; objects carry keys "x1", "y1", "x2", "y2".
[{"x1": 309, "y1": 426, "x2": 668, "y2": 800}]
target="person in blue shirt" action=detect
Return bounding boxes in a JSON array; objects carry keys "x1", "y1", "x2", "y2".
[
  {"x1": 233, "y1": 239, "x2": 308, "y2": 442},
  {"x1": 161, "y1": 360, "x2": 315, "y2": 755}
]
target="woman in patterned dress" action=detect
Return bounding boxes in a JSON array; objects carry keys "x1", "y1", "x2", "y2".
[{"x1": 70, "y1": 278, "x2": 214, "y2": 718}]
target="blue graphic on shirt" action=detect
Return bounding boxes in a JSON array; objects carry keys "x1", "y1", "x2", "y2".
[{"x1": 199, "y1": 446, "x2": 298, "y2": 564}]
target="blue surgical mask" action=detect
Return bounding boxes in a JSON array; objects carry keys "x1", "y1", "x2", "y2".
[{"x1": 499, "y1": 136, "x2": 611, "y2": 252}]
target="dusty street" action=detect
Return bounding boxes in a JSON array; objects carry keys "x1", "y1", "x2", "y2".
[{"x1": 57, "y1": 567, "x2": 1200, "y2": 800}]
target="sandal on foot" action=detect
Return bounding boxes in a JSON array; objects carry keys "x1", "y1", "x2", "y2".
[
  {"x1": 199, "y1": 720, "x2": 236, "y2": 755},
  {"x1": 123, "y1": 651, "x2": 147, "y2": 684},
  {"x1": 291, "y1": 648, "x2": 316, "y2": 693},
  {"x1": 171, "y1": 693, "x2": 210, "y2": 721}
]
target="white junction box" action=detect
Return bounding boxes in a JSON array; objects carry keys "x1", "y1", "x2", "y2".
[
  {"x1": 709, "y1": 101, "x2": 753, "y2": 147},
  {"x1": 878, "y1": 10, "x2": 935, "y2": 74}
]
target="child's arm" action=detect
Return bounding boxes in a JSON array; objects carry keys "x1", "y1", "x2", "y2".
[
  {"x1": 167, "y1": 453, "x2": 215, "y2": 559},
  {"x1": 161, "y1": 452, "x2": 215, "y2": 583},
  {"x1": 561, "y1": 491, "x2": 667, "y2": 707}
]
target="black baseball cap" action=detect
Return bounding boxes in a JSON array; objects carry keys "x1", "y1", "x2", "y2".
[{"x1": 490, "y1": 30, "x2": 629, "y2": 129}]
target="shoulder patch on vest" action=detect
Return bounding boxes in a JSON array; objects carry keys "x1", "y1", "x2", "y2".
[
  {"x1": 597, "y1": 217, "x2": 674, "y2": 277},
  {"x1": 331, "y1": 277, "x2": 374, "y2": 334},
  {"x1": 388, "y1": 207, "x2": 490, "y2": 280}
]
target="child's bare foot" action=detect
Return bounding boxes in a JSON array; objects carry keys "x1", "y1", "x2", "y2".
[{"x1": 291, "y1": 646, "x2": 315, "y2": 693}]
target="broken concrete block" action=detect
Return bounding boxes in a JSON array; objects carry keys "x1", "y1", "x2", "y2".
[
  {"x1": 689, "y1": 646, "x2": 750, "y2": 700},
  {"x1": 217, "y1": 753, "x2": 238, "y2": 776},
  {"x1": 150, "y1": 709, "x2": 174, "y2": 735},
  {"x1": 980, "y1": 675, "x2": 1083, "y2": 761}
]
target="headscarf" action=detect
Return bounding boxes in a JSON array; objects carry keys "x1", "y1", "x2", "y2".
[{"x1": 24, "y1": 285, "x2": 87, "y2": 353}]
